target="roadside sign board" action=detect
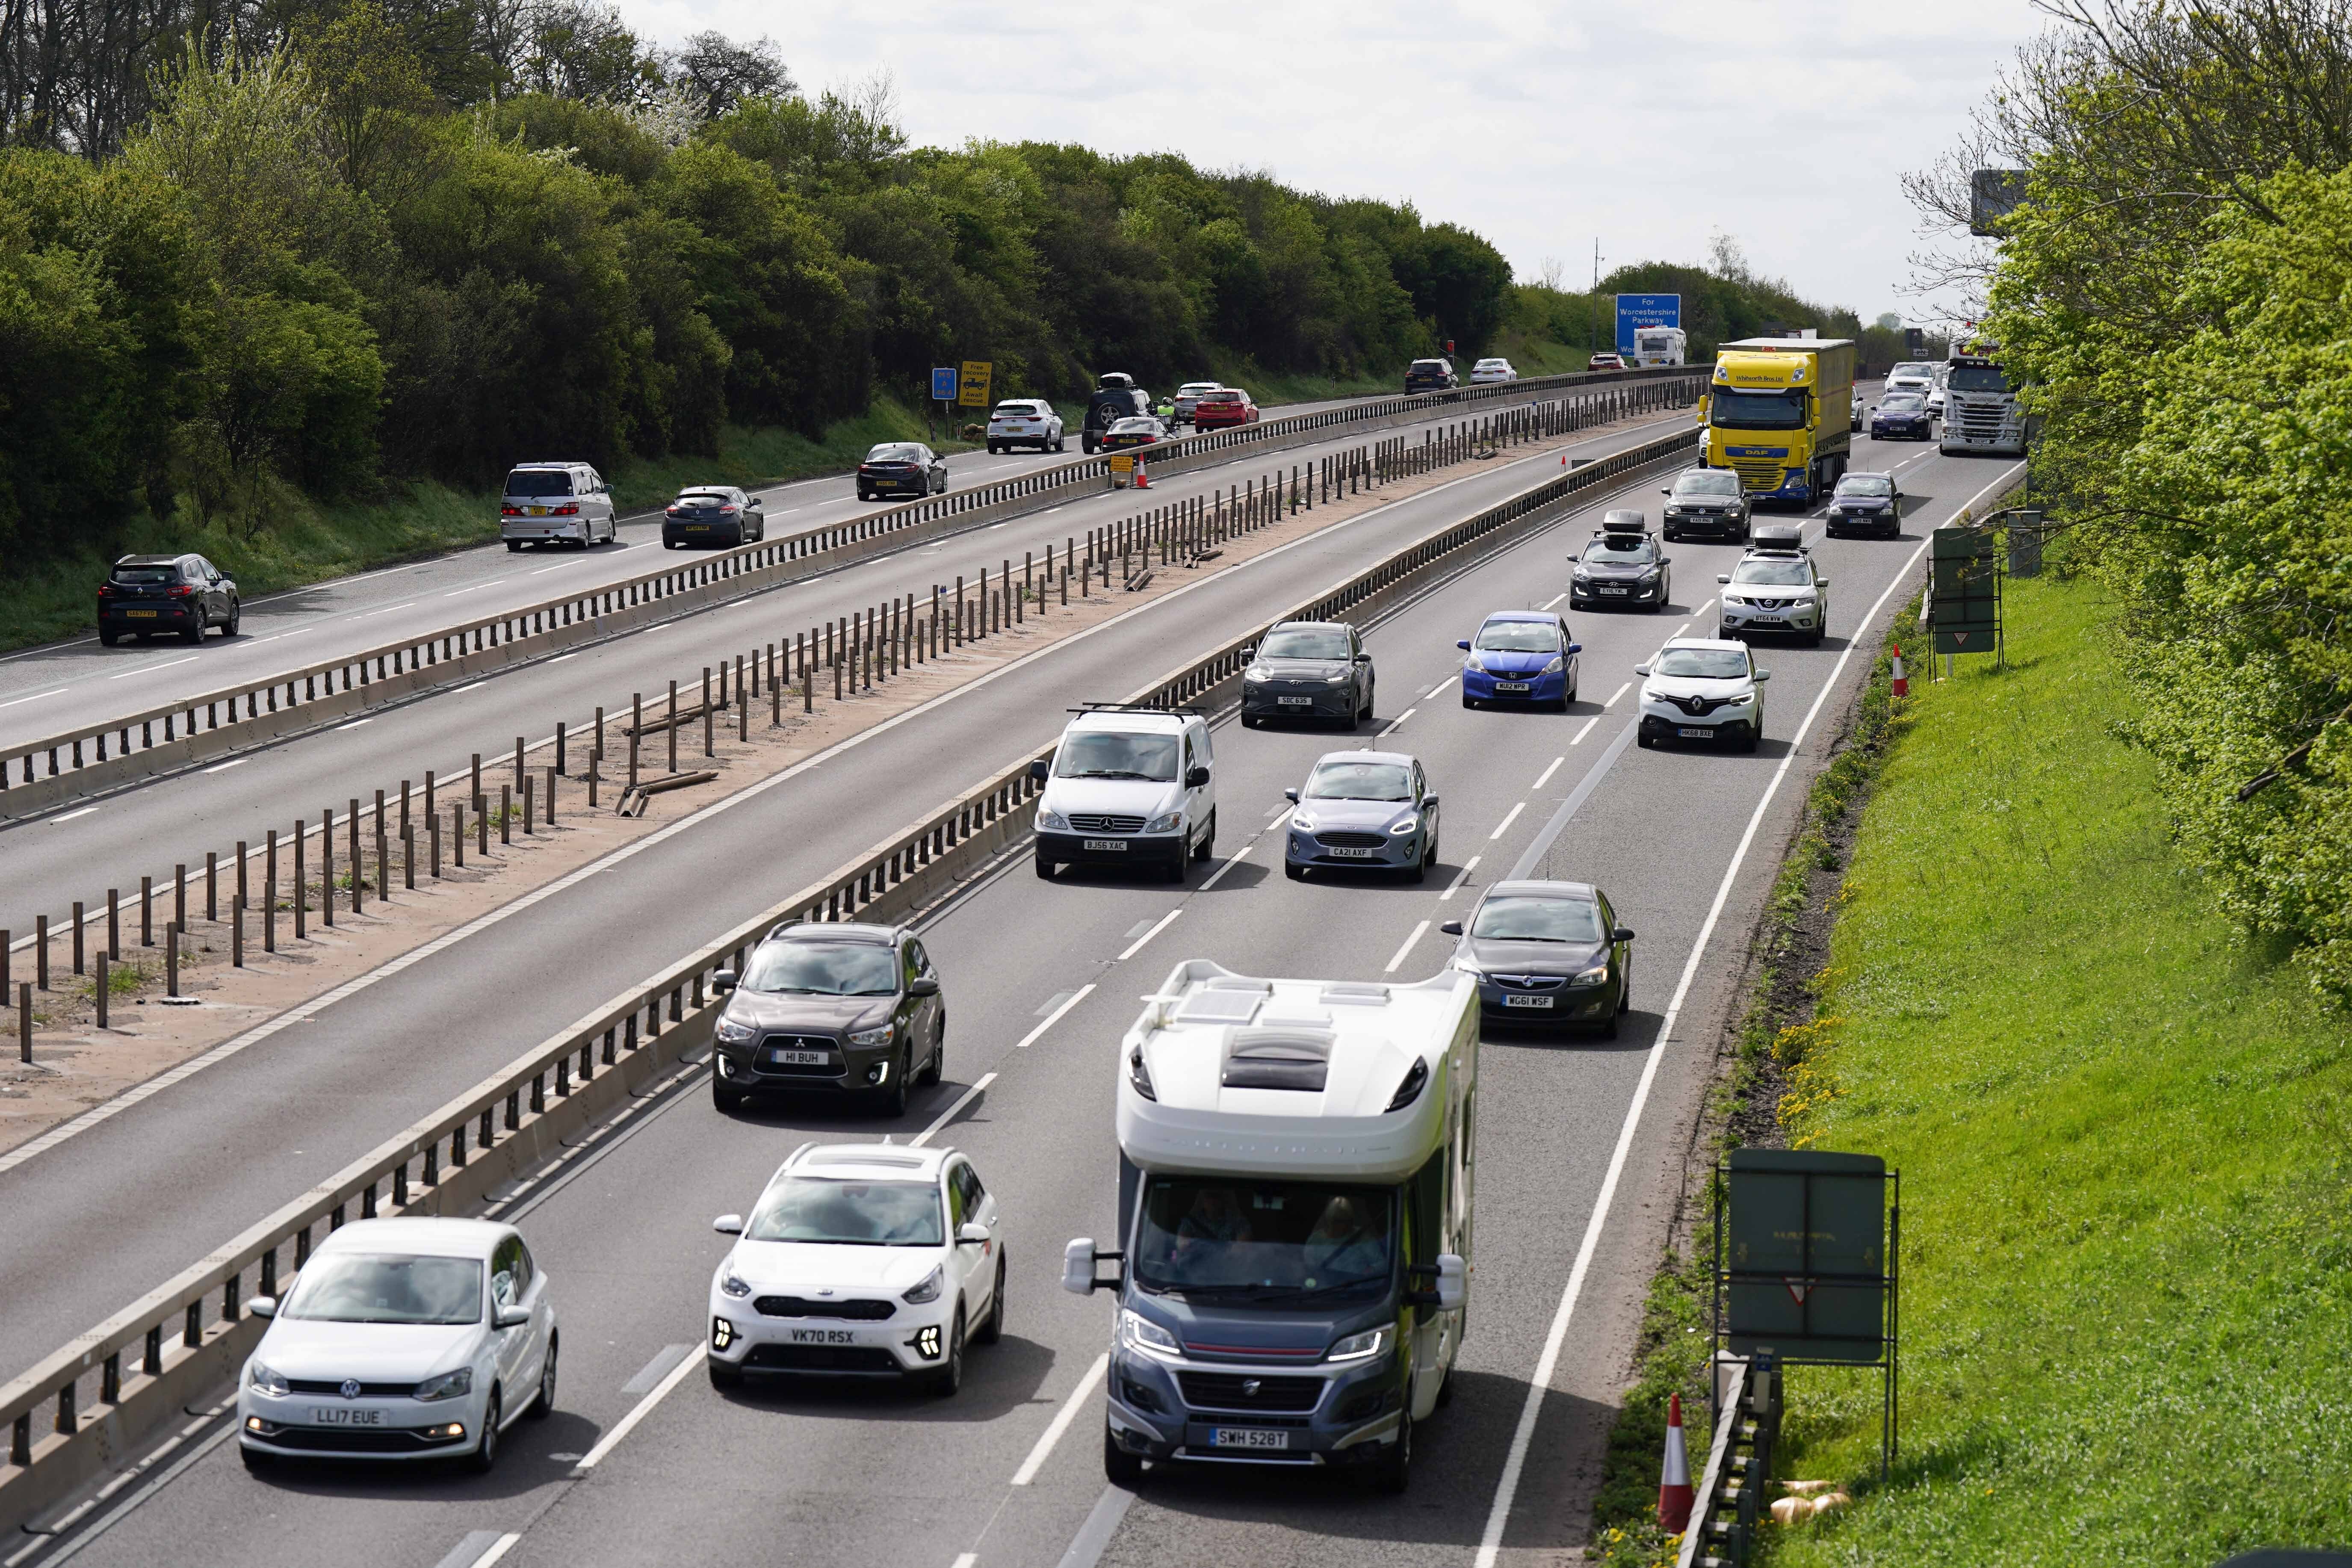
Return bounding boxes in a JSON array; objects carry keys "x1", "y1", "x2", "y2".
[
  {"x1": 1615, "y1": 293, "x2": 1681, "y2": 357},
  {"x1": 1931, "y1": 525, "x2": 2001, "y2": 654},
  {"x1": 930, "y1": 366, "x2": 958, "y2": 402},
  {"x1": 957, "y1": 360, "x2": 993, "y2": 408},
  {"x1": 1722, "y1": 1149, "x2": 1892, "y2": 1364}
]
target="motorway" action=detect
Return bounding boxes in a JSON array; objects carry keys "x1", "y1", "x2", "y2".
[
  {"x1": 8, "y1": 422, "x2": 2019, "y2": 1568},
  {"x1": 0, "y1": 385, "x2": 1658, "y2": 953},
  {"x1": 0, "y1": 386, "x2": 1474, "y2": 750}
]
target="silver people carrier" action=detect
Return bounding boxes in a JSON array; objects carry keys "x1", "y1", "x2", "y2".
[{"x1": 500, "y1": 461, "x2": 618, "y2": 550}]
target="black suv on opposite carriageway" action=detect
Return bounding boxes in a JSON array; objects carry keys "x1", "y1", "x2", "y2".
[
  {"x1": 709, "y1": 923, "x2": 946, "y2": 1119},
  {"x1": 98, "y1": 554, "x2": 239, "y2": 645},
  {"x1": 1405, "y1": 358, "x2": 1458, "y2": 393}
]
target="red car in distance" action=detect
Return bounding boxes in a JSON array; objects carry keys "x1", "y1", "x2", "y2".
[{"x1": 1191, "y1": 388, "x2": 1260, "y2": 431}]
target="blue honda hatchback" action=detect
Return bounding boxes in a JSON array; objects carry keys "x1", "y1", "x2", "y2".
[{"x1": 1460, "y1": 612, "x2": 1581, "y2": 710}]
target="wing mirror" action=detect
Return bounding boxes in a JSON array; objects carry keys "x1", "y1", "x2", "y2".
[
  {"x1": 1185, "y1": 765, "x2": 1211, "y2": 788},
  {"x1": 711, "y1": 969, "x2": 736, "y2": 995},
  {"x1": 1614, "y1": 926, "x2": 1637, "y2": 942},
  {"x1": 1439, "y1": 920, "x2": 1463, "y2": 936},
  {"x1": 1566, "y1": 643, "x2": 1583, "y2": 656},
  {"x1": 248, "y1": 1296, "x2": 277, "y2": 1319},
  {"x1": 1354, "y1": 652, "x2": 1371, "y2": 663},
  {"x1": 1283, "y1": 788, "x2": 1299, "y2": 803},
  {"x1": 909, "y1": 976, "x2": 940, "y2": 997},
  {"x1": 958, "y1": 1223, "x2": 990, "y2": 1246},
  {"x1": 1659, "y1": 487, "x2": 1671, "y2": 495},
  {"x1": 1239, "y1": 644, "x2": 1255, "y2": 660},
  {"x1": 1063, "y1": 1237, "x2": 1125, "y2": 1295},
  {"x1": 1634, "y1": 664, "x2": 1652, "y2": 677},
  {"x1": 1028, "y1": 758, "x2": 1049, "y2": 783},
  {"x1": 1457, "y1": 639, "x2": 1472, "y2": 651},
  {"x1": 1815, "y1": 577, "x2": 1830, "y2": 587},
  {"x1": 1755, "y1": 670, "x2": 1773, "y2": 682},
  {"x1": 494, "y1": 1304, "x2": 532, "y2": 1329},
  {"x1": 1716, "y1": 573, "x2": 1732, "y2": 585},
  {"x1": 1422, "y1": 794, "x2": 1440, "y2": 812},
  {"x1": 1436, "y1": 1253, "x2": 1467, "y2": 1313},
  {"x1": 1660, "y1": 556, "x2": 1673, "y2": 565},
  {"x1": 712, "y1": 1214, "x2": 744, "y2": 1235}
]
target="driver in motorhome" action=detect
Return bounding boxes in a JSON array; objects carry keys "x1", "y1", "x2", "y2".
[{"x1": 1303, "y1": 1195, "x2": 1388, "y2": 1280}]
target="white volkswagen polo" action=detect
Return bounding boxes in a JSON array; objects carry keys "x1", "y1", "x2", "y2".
[
  {"x1": 706, "y1": 1143, "x2": 1004, "y2": 1396},
  {"x1": 237, "y1": 1217, "x2": 557, "y2": 1473}
]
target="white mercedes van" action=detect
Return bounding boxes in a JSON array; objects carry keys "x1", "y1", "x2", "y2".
[{"x1": 1029, "y1": 707, "x2": 1217, "y2": 881}]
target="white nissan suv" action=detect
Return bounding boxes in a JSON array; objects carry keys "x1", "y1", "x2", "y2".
[
  {"x1": 707, "y1": 1143, "x2": 1005, "y2": 1396},
  {"x1": 1634, "y1": 638, "x2": 1770, "y2": 752}
]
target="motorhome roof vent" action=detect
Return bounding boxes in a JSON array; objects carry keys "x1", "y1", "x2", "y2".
[{"x1": 1221, "y1": 1028, "x2": 1334, "y2": 1092}]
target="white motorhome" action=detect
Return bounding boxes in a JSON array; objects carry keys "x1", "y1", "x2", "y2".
[
  {"x1": 1631, "y1": 326, "x2": 1687, "y2": 367},
  {"x1": 1064, "y1": 961, "x2": 1476, "y2": 1493}
]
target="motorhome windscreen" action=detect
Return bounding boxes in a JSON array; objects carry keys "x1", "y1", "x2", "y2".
[
  {"x1": 1133, "y1": 1179, "x2": 1395, "y2": 1303},
  {"x1": 1708, "y1": 388, "x2": 1807, "y2": 429}
]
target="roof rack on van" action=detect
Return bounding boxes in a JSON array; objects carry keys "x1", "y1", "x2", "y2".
[{"x1": 1068, "y1": 703, "x2": 1204, "y2": 716}]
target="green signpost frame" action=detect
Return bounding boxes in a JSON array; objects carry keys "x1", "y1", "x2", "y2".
[
  {"x1": 1716, "y1": 1148, "x2": 1901, "y2": 1476},
  {"x1": 1930, "y1": 523, "x2": 2003, "y2": 665}
]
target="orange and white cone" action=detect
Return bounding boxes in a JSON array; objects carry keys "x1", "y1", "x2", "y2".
[
  {"x1": 1890, "y1": 643, "x2": 1909, "y2": 698},
  {"x1": 1658, "y1": 1392, "x2": 1695, "y2": 1532},
  {"x1": 1134, "y1": 461, "x2": 1149, "y2": 489}
]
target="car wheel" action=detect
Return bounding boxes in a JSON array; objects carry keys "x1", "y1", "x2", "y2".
[
  {"x1": 881, "y1": 1050, "x2": 911, "y2": 1118},
  {"x1": 1743, "y1": 724, "x2": 1761, "y2": 755},
  {"x1": 987, "y1": 443, "x2": 999, "y2": 455},
  {"x1": 1193, "y1": 809, "x2": 1216, "y2": 862},
  {"x1": 709, "y1": 1358, "x2": 743, "y2": 1391},
  {"x1": 1371, "y1": 1410, "x2": 1412, "y2": 1494},
  {"x1": 918, "y1": 1019, "x2": 944, "y2": 1087},
  {"x1": 713, "y1": 1076, "x2": 747, "y2": 1114},
  {"x1": 1285, "y1": 861, "x2": 1306, "y2": 882},
  {"x1": 1638, "y1": 732, "x2": 1655, "y2": 749},
  {"x1": 221, "y1": 599, "x2": 241, "y2": 636},
  {"x1": 1034, "y1": 855, "x2": 1056, "y2": 880},
  {"x1": 181, "y1": 622, "x2": 203, "y2": 645},
  {"x1": 100, "y1": 629, "x2": 119, "y2": 647},
  {"x1": 1600, "y1": 1003, "x2": 1621, "y2": 1041},
  {"x1": 466, "y1": 1390, "x2": 502, "y2": 1474},
  {"x1": 1105, "y1": 1422, "x2": 1145, "y2": 1485},
  {"x1": 1055, "y1": 437, "x2": 1067, "y2": 453},
  {"x1": 1240, "y1": 713, "x2": 1259, "y2": 729},
  {"x1": 976, "y1": 1251, "x2": 1007, "y2": 1345},
  {"x1": 1408, "y1": 846, "x2": 1427, "y2": 884},
  {"x1": 1461, "y1": 694, "x2": 1477, "y2": 710},
  {"x1": 931, "y1": 1307, "x2": 966, "y2": 1397},
  {"x1": 526, "y1": 1334, "x2": 557, "y2": 1419}
]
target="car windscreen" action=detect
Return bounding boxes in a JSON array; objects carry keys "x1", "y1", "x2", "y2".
[
  {"x1": 1259, "y1": 629, "x2": 1350, "y2": 660},
  {"x1": 865, "y1": 445, "x2": 923, "y2": 463},
  {"x1": 1877, "y1": 395, "x2": 1925, "y2": 411},
  {"x1": 1471, "y1": 896, "x2": 1605, "y2": 943},
  {"x1": 1731, "y1": 558, "x2": 1812, "y2": 586},
  {"x1": 1475, "y1": 620, "x2": 1562, "y2": 653},
  {"x1": 1180, "y1": 384, "x2": 1221, "y2": 395},
  {"x1": 1947, "y1": 363, "x2": 2010, "y2": 392},
  {"x1": 281, "y1": 1253, "x2": 483, "y2": 1325},
  {"x1": 1582, "y1": 537, "x2": 1656, "y2": 564},
  {"x1": 1055, "y1": 730, "x2": 1178, "y2": 781},
  {"x1": 1672, "y1": 471, "x2": 1742, "y2": 498},
  {"x1": 1891, "y1": 363, "x2": 1936, "y2": 380},
  {"x1": 1304, "y1": 760, "x2": 1412, "y2": 801},
  {"x1": 992, "y1": 402, "x2": 1042, "y2": 417},
  {"x1": 1132, "y1": 1178, "x2": 1395, "y2": 1303},
  {"x1": 504, "y1": 470, "x2": 573, "y2": 498},
  {"x1": 748, "y1": 1178, "x2": 943, "y2": 1246},
  {"x1": 742, "y1": 941, "x2": 898, "y2": 996},
  {"x1": 1110, "y1": 418, "x2": 1157, "y2": 433},
  {"x1": 1708, "y1": 388, "x2": 1807, "y2": 430},
  {"x1": 1836, "y1": 475, "x2": 1894, "y2": 497},
  {"x1": 110, "y1": 566, "x2": 180, "y2": 585},
  {"x1": 1654, "y1": 648, "x2": 1752, "y2": 679}
]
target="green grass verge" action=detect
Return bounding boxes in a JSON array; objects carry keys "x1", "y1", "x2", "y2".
[
  {"x1": 0, "y1": 395, "x2": 971, "y2": 656},
  {"x1": 1765, "y1": 575, "x2": 2352, "y2": 1563}
]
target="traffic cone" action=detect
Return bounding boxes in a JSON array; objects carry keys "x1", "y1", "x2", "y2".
[
  {"x1": 1890, "y1": 644, "x2": 1909, "y2": 698},
  {"x1": 1134, "y1": 461, "x2": 1149, "y2": 490},
  {"x1": 1658, "y1": 1393, "x2": 1695, "y2": 1532}
]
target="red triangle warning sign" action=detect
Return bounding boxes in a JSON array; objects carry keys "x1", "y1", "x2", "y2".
[{"x1": 1784, "y1": 1277, "x2": 1812, "y2": 1305}]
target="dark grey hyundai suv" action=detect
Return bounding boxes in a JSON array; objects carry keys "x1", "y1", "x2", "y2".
[
  {"x1": 710, "y1": 923, "x2": 945, "y2": 1117},
  {"x1": 1240, "y1": 620, "x2": 1375, "y2": 728}
]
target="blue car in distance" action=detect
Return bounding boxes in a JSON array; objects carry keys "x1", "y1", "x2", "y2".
[{"x1": 1460, "y1": 611, "x2": 1581, "y2": 710}]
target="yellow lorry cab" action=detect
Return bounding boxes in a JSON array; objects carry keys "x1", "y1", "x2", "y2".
[{"x1": 1703, "y1": 336, "x2": 1856, "y2": 506}]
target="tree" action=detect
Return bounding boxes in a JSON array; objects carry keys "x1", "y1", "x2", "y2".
[
  {"x1": 298, "y1": 0, "x2": 437, "y2": 194},
  {"x1": 662, "y1": 30, "x2": 789, "y2": 120}
]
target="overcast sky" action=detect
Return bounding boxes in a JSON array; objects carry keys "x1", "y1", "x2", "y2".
[{"x1": 630, "y1": 0, "x2": 2047, "y2": 325}]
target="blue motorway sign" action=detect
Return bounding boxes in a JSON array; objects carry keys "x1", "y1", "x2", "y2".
[
  {"x1": 1615, "y1": 293, "x2": 1681, "y2": 356},
  {"x1": 930, "y1": 366, "x2": 959, "y2": 401}
]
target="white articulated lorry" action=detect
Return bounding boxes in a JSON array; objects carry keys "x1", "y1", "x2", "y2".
[{"x1": 1064, "y1": 961, "x2": 1476, "y2": 1493}]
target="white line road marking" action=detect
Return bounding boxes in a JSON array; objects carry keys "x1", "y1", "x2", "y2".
[
  {"x1": 450, "y1": 681, "x2": 488, "y2": 694},
  {"x1": 1470, "y1": 466, "x2": 2015, "y2": 1568},
  {"x1": 546, "y1": 653, "x2": 576, "y2": 665},
  {"x1": 1376, "y1": 706, "x2": 1416, "y2": 738},
  {"x1": 952, "y1": 1557, "x2": 978, "y2": 1568},
  {"x1": 0, "y1": 686, "x2": 69, "y2": 709},
  {"x1": 50, "y1": 805, "x2": 99, "y2": 824},
  {"x1": 9, "y1": 1416, "x2": 238, "y2": 1567},
  {"x1": 1197, "y1": 842, "x2": 1252, "y2": 892},
  {"x1": 574, "y1": 1344, "x2": 701, "y2": 1471},
  {"x1": 469, "y1": 1538, "x2": 522, "y2": 1568},
  {"x1": 202, "y1": 758, "x2": 245, "y2": 773},
  {"x1": 1268, "y1": 801, "x2": 1294, "y2": 824},
  {"x1": 107, "y1": 656, "x2": 197, "y2": 680},
  {"x1": 911, "y1": 1072, "x2": 995, "y2": 1146},
  {"x1": 443, "y1": 579, "x2": 509, "y2": 597},
  {"x1": 1539, "y1": 593, "x2": 1565, "y2": 609},
  {"x1": 1054, "y1": 1485, "x2": 1137, "y2": 1568},
  {"x1": 1014, "y1": 986, "x2": 1095, "y2": 1049},
  {"x1": 1667, "y1": 620, "x2": 1690, "y2": 638},
  {"x1": 1034, "y1": 989, "x2": 1077, "y2": 1017},
  {"x1": 1010, "y1": 1353, "x2": 1109, "y2": 1485},
  {"x1": 337, "y1": 718, "x2": 372, "y2": 731},
  {"x1": 348, "y1": 601, "x2": 418, "y2": 618},
  {"x1": 1569, "y1": 716, "x2": 1602, "y2": 746},
  {"x1": 1691, "y1": 598, "x2": 1716, "y2": 617},
  {"x1": 1603, "y1": 682, "x2": 1631, "y2": 707},
  {"x1": 621, "y1": 1343, "x2": 695, "y2": 1395},
  {"x1": 1439, "y1": 855, "x2": 1480, "y2": 901},
  {"x1": 248, "y1": 627, "x2": 313, "y2": 644},
  {"x1": 1488, "y1": 802, "x2": 1525, "y2": 839},
  {"x1": 433, "y1": 1530, "x2": 508, "y2": 1568},
  {"x1": 1122, "y1": 918, "x2": 1156, "y2": 940},
  {"x1": 1115, "y1": 909, "x2": 1182, "y2": 962},
  {"x1": 1424, "y1": 676, "x2": 1456, "y2": 700},
  {"x1": 1534, "y1": 756, "x2": 1564, "y2": 789},
  {"x1": 1383, "y1": 919, "x2": 1431, "y2": 973}
]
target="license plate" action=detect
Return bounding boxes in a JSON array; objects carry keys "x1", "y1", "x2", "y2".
[
  {"x1": 765, "y1": 1047, "x2": 829, "y2": 1066},
  {"x1": 788, "y1": 1328, "x2": 856, "y2": 1345},
  {"x1": 1277, "y1": 696, "x2": 1312, "y2": 706},
  {"x1": 1211, "y1": 1427, "x2": 1290, "y2": 1450},
  {"x1": 1678, "y1": 727, "x2": 1710, "y2": 738},
  {"x1": 1748, "y1": 617, "x2": 1784, "y2": 626},
  {"x1": 686, "y1": 525, "x2": 709, "y2": 532},
  {"x1": 310, "y1": 1407, "x2": 383, "y2": 1425},
  {"x1": 525, "y1": 505, "x2": 545, "y2": 516},
  {"x1": 1327, "y1": 847, "x2": 1379, "y2": 859},
  {"x1": 1082, "y1": 839, "x2": 1127, "y2": 852},
  {"x1": 1599, "y1": 586, "x2": 1628, "y2": 595},
  {"x1": 127, "y1": 610, "x2": 157, "y2": 618},
  {"x1": 1494, "y1": 681, "x2": 1530, "y2": 693},
  {"x1": 1504, "y1": 994, "x2": 1555, "y2": 1009}
]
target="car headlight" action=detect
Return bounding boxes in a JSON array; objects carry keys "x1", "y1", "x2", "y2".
[
  {"x1": 1463, "y1": 653, "x2": 1486, "y2": 673},
  {"x1": 1325, "y1": 671, "x2": 1352, "y2": 685},
  {"x1": 1291, "y1": 814, "x2": 1316, "y2": 832},
  {"x1": 1389, "y1": 817, "x2": 1419, "y2": 835},
  {"x1": 1540, "y1": 656, "x2": 1565, "y2": 674},
  {"x1": 902, "y1": 1264, "x2": 945, "y2": 1305},
  {"x1": 1038, "y1": 808, "x2": 1069, "y2": 832},
  {"x1": 1327, "y1": 1325, "x2": 1390, "y2": 1362},
  {"x1": 848, "y1": 1022, "x2": 896, "y2": 1048},
  {"x1": 714, "y1": 1015, "x2": 756, "y2": 1045},
  {"x1": 413, "y1": 1367, "x2": 474, "y2": 1402},
  {"x1": 1639, "y1": 569, "x2": 1661, "y2": 584},
  {"x1": 719, "y1": 1266, "x2": 752, "y2": 1299},
  {"x1": 1121, "y1": 1309, "x2": 1182, "y2": 1358},
  {"x1": 1145, "y1": 811, "x2": 1182, "y2": 834},
  {"x1": 248, "y1": 1362, "x2": 290, "y2": 1397},
  {"x1": 1244, "y1": 665, "x2": 1269, "y2": 683},
  {"x1": 1572, "y1": 568, "x2": 1592, "y2": 583},
  {"x1": 1568, "y1": 963, "x2": 1611, "y2": 988}
]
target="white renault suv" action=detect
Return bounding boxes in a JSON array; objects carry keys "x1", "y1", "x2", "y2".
[
  {"x1": 237, "y1": 1218, "x2": 557, "y2": 1473},
  {"x1": 1634, "y1": 638, "x2": 1770, "y2": 753},
  {"x1": 1030, "y1": 706, "x2": 1217, "y2": 881},
  {"x1": 707, "y1": 1143, "x2": 1004, "y2": 1396}
]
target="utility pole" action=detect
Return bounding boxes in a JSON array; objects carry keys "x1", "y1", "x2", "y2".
[{"x1": 1590, "y1": 238, "x2": 1604, "y2": 351}]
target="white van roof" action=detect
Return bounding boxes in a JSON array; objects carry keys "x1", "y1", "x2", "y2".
[
  {"x1": 1067, "y1": 707, "x2": 1191, "y2": 734},
  {"x1": 1116, "y1": 960, "x2": 1476, "y2": 1182}
]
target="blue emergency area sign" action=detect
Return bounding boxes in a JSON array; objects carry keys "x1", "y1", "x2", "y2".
[
  {"x1": 930, "y1": 366, "x2": 959, "y2": 401},
  {"x1": 1615, "y1": 294, "x2": 1681, "y2": 355}
]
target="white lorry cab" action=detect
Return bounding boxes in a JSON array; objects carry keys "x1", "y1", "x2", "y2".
[
  {"x1": 1065, "y1": 961, "x2": 1476, "y2": 1493},
  {"x1": 1632, "y1": 326, "x2": 1687, "y2": 367},
  {"x1": 1030, "y1": 706, "x2": 1217, "y2": 881}
]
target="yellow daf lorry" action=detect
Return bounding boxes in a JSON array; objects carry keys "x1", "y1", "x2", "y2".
[{"x1": 1701, "y1": 336, "x2": 1856, "y2": 505}]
